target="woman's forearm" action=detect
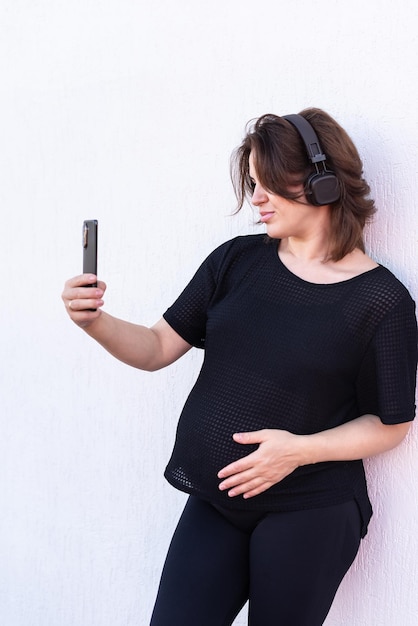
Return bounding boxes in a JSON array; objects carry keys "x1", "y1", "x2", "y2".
[
  {"x1": 62, "y1": 275, "x2": 192, "y2": 371},
  {"x1": 300, "y1": 414, "x2": 411, "y2": 466},
  {"x1": 83, "y1": 313, "x2": 191, "y2": 371},
  {"x1": 83, "y1": 312, "x2": 160, "y2": 370}
]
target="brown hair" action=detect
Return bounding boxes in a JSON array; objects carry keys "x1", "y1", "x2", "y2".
[{"x1": 230, "y1": 107, "x2": 376, "y2": 261}]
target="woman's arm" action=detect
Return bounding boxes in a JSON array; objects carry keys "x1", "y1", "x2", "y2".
[
  {"x1": 300, "y1": 414, "x2": 410, "y2": 464},
  {"x1": 62, "y1": 274, "x2": 192, "y2": 371},
  {"x1": 218, "y1": 415, "x2": 412, "y2": 499}
]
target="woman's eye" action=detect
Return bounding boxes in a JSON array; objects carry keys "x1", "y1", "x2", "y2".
[{"x1": 249, "y1": 179, "x2": 256, "y2": 191}]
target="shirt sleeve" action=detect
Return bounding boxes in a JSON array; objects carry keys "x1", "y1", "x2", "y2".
[
  {"x1": 162, "y1": 239, "x2": 234, "y2": 348},
  {"x1": 356, "y1": 294, "x2": 417, "y2": 424}
]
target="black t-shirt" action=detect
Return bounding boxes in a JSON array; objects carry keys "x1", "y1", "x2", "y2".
[{"x1": 163, "y1": 235, "x2": 417, "y2": 536}]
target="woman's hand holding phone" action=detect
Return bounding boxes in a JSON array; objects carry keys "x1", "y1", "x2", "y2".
[
  {"x1": 62, "y1": 219, "x2": 104, "y2": 327},
  {"x1": 62, "y1": 275, "x2": 106, "y2": 328}
]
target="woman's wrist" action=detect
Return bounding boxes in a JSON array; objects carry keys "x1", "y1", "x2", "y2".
[{"x1": 295, "y1": 433, "x2": 321, "y2": 467}]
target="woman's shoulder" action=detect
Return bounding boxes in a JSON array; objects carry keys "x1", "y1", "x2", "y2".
[
  {"x1": 200, "y1": 233, "x2": 272, "y2": 284},
  {"x1": 352, "y1": 261, "x2": 416, "y2": 323},
  {"x1": 368, "y1": 262, "x2": 414, "y2": 297},
  {"x1": 214, "y1": 233, "x2": 268, "y2": 252},
  {"x1": 206, "y1": 233, "x2": 269, "y2": 264},
  {"x1": 341, "y1": 250, "x2": 413, "y2": 300}
]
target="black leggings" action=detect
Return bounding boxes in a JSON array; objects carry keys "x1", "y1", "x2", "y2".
[{"x1": 150, "y1": 496, "x2": 362, "y2": 626}]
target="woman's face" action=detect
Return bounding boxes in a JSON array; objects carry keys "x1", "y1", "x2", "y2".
[{"x1": 249, "y1": 151, "x2": 328, "y2": 240}]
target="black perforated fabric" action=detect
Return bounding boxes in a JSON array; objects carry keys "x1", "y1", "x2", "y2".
[{"x1": 163, "y1": 235, "x2": 417, "y2": 536}]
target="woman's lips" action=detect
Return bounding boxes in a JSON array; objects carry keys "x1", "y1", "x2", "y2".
[{"x1": 259, "y1": 212, "x2": 275, "y2": 223}]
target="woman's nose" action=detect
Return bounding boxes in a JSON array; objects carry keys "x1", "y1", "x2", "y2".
[{"x1": 252, "y1": 183, "x2": 268, "y2": 206}]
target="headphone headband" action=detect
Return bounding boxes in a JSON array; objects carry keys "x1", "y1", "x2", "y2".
[{"x1": 283, "y1": 114, "x2": 327, "y2": 165}]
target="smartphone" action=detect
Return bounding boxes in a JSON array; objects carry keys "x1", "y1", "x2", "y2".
[{"x1": 82, "y1": 219, "x2": 98, "y2": 287}]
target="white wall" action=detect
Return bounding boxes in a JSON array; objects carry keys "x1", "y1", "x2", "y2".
[{"x1": 1, "y1": 1, "x2": 417, "y2": 624}]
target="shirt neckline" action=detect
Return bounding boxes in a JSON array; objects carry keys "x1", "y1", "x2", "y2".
[{"x1": 270, "y1": 239, "x2": 383, "y2": 287}]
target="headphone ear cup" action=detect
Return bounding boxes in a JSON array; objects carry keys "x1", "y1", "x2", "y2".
[{"x1": 306, "y1": 172, "x2": 340, "y2": 206}]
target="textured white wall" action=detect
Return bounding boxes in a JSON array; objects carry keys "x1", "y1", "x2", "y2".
[{"x1": 1, "y1": 1, "x2": 417, "y2": 624}]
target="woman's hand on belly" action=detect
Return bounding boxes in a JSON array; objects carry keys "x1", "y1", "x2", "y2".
[
  {"x1": 217, "y1": 429, "x2": 306, "y2": 499},
  {"x1": 217, "y1": 416, "x2": 411, "y2": 499}
]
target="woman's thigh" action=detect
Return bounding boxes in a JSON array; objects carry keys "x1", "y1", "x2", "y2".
[
  {"x1": 149, "y1": 497, "x2": 251, "y2": 626},
  {"x1": 248, "y1": 500, "x2": 362, "y2": 626}
]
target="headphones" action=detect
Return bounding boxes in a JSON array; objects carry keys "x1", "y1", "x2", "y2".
[{"x1": 283, "y1": 114, "x2": 340, "y2": 206}]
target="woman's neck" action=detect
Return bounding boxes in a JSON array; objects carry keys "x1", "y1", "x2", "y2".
[
  {"x1": 277, "y1": 238, "x2": 378, "y2": 284},
  {"x1": 279, "y1": 236, "x2": 331, "y2": 263}
]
